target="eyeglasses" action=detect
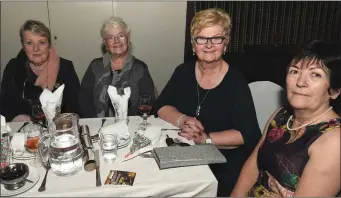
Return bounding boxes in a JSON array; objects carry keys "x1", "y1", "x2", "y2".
[
  {"x1": 193, "y1": 36, "x2": 226, "y2": 45},
  {"x1": 106, "y1": 34, "x2": 125, "y2": 42}
]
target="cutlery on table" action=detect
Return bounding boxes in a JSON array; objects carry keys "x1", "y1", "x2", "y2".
[
  {"x1": 25, "y1": 178, "x2": 34, "y2": 183},
  {"x1": 161, "y1": 128, "x2": 181, "y2": 131},
  {"x1": 17, "y1": 122, "x2": 29, "y2": 133},
  {"x1": 95, "y1": 150, "x2": 101, "y2": 187},
  {"x1": 38, "y1": 160, "x2": 51, "y2": 192},
  {"x1": 91, "y1": 118, "x2": 106, "y2": 143}
]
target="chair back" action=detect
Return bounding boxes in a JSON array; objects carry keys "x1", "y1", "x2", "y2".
[{"x1": 249, "y1": 81, "x2": 286, "y2": 132}]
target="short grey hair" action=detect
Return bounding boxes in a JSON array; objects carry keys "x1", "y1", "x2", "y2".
[{"x1": 100, "y1": 16, "x2": 131, "y2": 39}]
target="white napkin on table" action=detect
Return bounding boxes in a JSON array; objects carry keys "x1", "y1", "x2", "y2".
[
  {"x1": 0, "y1": 115, "x2": 11, "y2": 135},
  {"x1": 107, "y1": 86, "x2": 131, "y2": 121},
  {"x1": 99, "y1": 120, "x2": 130, "y2": 141},
  {"x1": 39, "y1": 84, "x2": 65, "y2": 122}
]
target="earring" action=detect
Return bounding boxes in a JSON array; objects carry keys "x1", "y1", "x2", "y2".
[
  {"x1": 193, "y1": 52, "x2": 195, "y2": 55},
  {"x1": 223, "y1": 52, "x2": 226, "y2": 55}
]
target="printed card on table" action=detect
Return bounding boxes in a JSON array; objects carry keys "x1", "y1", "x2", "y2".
[{"x1": 104, "y1": 170, "x2": 136, "y2": 186}]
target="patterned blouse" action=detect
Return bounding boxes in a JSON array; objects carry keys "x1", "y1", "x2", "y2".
[{"x1": 248, "y1": 108, "x2": 340, "y2": 197}]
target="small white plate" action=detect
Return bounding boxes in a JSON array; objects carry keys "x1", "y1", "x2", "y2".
[
  {"x1": 12, "y1": 149, "x2": 35, "y2": 160},
  {"x1": 118, "y1": 137, "x2": 131, "y2": 149},
  {"x1": 1, "y1": 165, "x2": 40, "y2": 197}
]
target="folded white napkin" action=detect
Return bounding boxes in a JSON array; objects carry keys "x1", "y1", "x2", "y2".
[
  {"x1": 39, "y1": 84, "x2": 65, "y2": 122},
  {"x1": 99, "y1": 120, "x2": 130, "y2": 141},
  {"x1": 0, "y1": 115, "x2": 11, "y2": 135},
  {"x1": 11, "y1": 133, "x2": 25, "y2": 151},
  {"x1": 122, "y1": 126, "x2": 163, "y2": 162},
  {"x1": 137, "y1": 126, "x2": 162, "y2": 146},
  {"x1": 10, "y1": 133, "x2": 35, "y2": 159},
  {"x1": 107, "y1": 86, "x2": 131, "y2": 122}
]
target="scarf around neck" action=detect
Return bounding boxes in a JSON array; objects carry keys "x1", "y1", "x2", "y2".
[
  {"x1": 30, "y1": 47, "x2": 60, "y2": 91},
  {"x1": 94, "y1": 52, "x2": 135, "y2": 117}
]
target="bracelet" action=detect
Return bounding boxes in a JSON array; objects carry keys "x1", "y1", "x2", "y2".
[{"x1": 176, "y1": 114, "x2": 187, "y2": 128}]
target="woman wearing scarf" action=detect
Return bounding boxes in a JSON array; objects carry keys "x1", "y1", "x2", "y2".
[
  {"x1": 0, "y1": 20, "x2": 80, "y2": 122},
  {"x1": 78, "y1": 16, "x2": 155, "y2": 118}
]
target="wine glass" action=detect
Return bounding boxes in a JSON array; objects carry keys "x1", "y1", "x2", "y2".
[{"x1": 138, "y1": 95, "x2": 152, "y2": 130}]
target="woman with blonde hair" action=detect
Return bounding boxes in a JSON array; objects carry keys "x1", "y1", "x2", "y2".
[
  {"x1": 79, "y1": 16, "x2": 155, "y2": 118},
  {"x1": 0, "y1": 19, "x2": 80, "y2": 122},
  {"x1": 154, "y1": 8, "x2": 261, "y2": 196}
]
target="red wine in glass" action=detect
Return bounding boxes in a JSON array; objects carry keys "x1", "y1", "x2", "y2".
[{"x1": 138, "y1": 105, "x2": 152, "y2": 114}]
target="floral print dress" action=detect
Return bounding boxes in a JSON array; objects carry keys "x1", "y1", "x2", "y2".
[{"x1": 248, "y1": 108, "x2": 340, "y2": 197}]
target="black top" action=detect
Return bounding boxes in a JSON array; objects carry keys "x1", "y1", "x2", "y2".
[
  {"x1": 154, "y1": 60, "x2": 261, "y2": 196},
  {"x1": 249, "y1": 108, "x2": 341, "y2": 197},
  {"x1": 0, "y1": 49, "x2": 81, "y2": 121}
]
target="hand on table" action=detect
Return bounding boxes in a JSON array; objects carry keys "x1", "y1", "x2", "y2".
[{"x1": 178, "y1": 117, "x2": 207, "y2": 144}]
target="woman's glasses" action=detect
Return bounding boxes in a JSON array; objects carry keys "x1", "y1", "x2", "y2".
[
  {"x1": 193, "y1": 36, "x2": 226, "y2": 45},
  {"x1": 106, "y1": 34, "x2": 125, "y2": 42}
]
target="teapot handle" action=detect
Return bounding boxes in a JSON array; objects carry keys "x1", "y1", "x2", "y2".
[{"x1": 38, "y1": 134, "x2": 52, "y2": 166}]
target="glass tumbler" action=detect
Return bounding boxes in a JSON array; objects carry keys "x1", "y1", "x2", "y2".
[{"x1": 100, "y1": 134, "x2": 118, "y2": 163}]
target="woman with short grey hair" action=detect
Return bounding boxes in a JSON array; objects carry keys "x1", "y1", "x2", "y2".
[{"x1": 79, "y1": 16, "x2": 155, "y2": 118}]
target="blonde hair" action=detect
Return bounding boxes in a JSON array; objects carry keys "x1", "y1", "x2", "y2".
[
  {"x1": 100, "y1": 16, "x2": 131, "y2": 39},
  {"x1": 20, "y1": 20, "x2": 51, "y2": 46},
  {"x1": 190, "y1": 8, "x2": 232, "y2": 39}
]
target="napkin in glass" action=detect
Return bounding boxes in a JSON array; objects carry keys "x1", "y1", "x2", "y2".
[
  {"x1": 39, "y1": 84, "x2": 65, "y2": 124},
  {"x1": 107, "y1": 86, "x2": 131, "y2": 122}
]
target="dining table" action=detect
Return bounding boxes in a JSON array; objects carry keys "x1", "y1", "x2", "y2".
[{"x1": 5, "y1": 116, "x2": 218, "y2": 197}]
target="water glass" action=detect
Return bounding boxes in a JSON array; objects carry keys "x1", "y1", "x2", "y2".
[
  {"x1": 23, "y1": 123, "x2": 42, "y2": 167},
  {"x1": 100, "y1": 134, "x2": 118, "y2": 163}
]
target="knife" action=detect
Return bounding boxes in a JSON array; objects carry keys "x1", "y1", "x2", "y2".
[{"x1": 95, "y1": 150, "x2": 102, "y2": 187}]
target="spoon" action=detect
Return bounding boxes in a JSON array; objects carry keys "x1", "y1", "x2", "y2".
[{"x1": 38, "y1": 160, "x2": 51, "y2": 192}]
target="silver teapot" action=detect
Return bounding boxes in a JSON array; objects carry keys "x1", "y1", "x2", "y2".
[{"x1": 38, "y1": 113, "x2": 83, "y2": 177}]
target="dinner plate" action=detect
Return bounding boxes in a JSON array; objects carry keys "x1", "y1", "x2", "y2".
[
  {"x1": 118, "y1": 137, "x2": 131, "y2": 149},
  {"x1": 1, "y1": 165, "x2": 40, "y2": 197}
]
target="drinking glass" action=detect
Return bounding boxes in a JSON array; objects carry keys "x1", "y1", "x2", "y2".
[
  {"x1": 137, "y1": 95, "x2": 152, "y2": 130},
  {"x1": 23, "y1": 123, "x2": 42, "y2": 166},
  {"x1": 31, "y1": 103, "x2": 45, "y2": 123},
  {"x1": 100, "y1": 134, "x2": 118, "y2": 163}
]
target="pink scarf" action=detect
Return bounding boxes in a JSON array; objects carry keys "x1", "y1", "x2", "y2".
[{"x1": 30, "y1": 47, "x2": 60, "y2": 91}]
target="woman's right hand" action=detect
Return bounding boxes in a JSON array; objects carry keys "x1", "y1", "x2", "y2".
[
  {"x1": 11, "y1": 114, "x2": 31, "y2": 122},
  {"x1": 179, "y1": 116, "x2": 205, "y2": 140}
]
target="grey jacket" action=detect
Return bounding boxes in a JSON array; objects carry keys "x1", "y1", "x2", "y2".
[{"x1": 79, "y1": 53, "x2": 155, "y2": 118}]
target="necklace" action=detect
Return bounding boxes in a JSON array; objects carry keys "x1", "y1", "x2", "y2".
[
  {"x1": 196, "y1": 83, "x2": 210, "y2": 117},
  {"x1": 286, "y1": 106, "x2": 333, "y2": 131}
]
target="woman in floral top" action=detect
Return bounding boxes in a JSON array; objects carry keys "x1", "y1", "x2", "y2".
[{"x1": 231, "y1": 40, "x2": 341, "y2": 197}]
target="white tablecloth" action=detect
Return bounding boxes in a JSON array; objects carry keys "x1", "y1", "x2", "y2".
[{"x1": 7, "y1": 116, "x2": 218, "y2": 197}]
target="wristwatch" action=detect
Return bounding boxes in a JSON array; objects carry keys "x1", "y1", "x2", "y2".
[{"x1": 205, "y1": 135, "x2": 212, "y2": 144}]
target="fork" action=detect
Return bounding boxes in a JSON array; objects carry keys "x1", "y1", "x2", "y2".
[
  {"x1": 92, "y1": 118, "x2": 106, "y2": 143},
  {"x1": 38, "y1": 160, "x2": 51, "y2": 192}
]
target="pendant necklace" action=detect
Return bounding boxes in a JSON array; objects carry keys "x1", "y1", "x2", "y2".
[{"x1": 196, "y1": 83, "x2": 210, "y2": 117}]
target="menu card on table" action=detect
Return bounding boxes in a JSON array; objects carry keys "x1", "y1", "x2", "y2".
[{"x1": 104, "y1": 170, "x2": 136, "y2": 186}]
